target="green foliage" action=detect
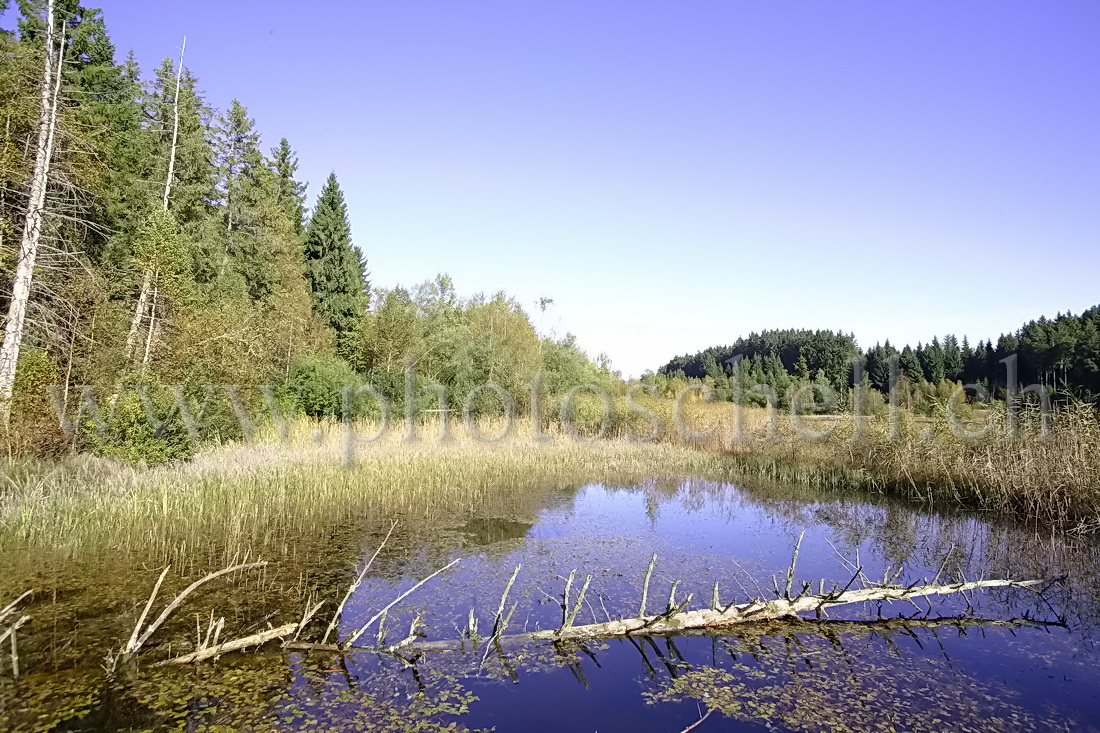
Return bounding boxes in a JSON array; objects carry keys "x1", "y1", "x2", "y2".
[
  {"x1": 131, "y1": 208, "x2": 190, "y2": 293},
  {"x1": 543, "y1": 334, "x2": 617, "y2": 393},
  {"x1": 84, "y1": 389, "x2": 193, "y2": 465},
  {"x1": 288, "y1": 355, "x2": 362, "y2": 418},
  {"x1": 269, "y1": 137, "x2": 307, "y2": 234},
  {"x1": 899, "y1": 345, "x2": 922, "y2": 383},
  {"x1": 304, "y1": 173, "x2": 369, "y2": 355},
  {"x1": 148, "y1": 60, "x2": 216, "y2": 233},
  {"x1": 6, "y1": 347, "x2": 66, "y2": 455},
  {"x1": 655, "y1": 307, "x2": 1100, "y2": 414},
  {"x1": 354, "y1": 287, "x2": 423, "y2": 373},
  {"x1": 660, "y1": 329, "x2": 861, "y2": 393}
]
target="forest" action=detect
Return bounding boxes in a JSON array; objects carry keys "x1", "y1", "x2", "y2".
[
  {"x1": 0, "y1": 1, "x2": 617, "y2": 461},
  {"x1": 2, "y1": 0, "x2": 1098, "y2": 467},
  {"x1": 653, "y1": 307, "x2": 1100, "y2": 413}
]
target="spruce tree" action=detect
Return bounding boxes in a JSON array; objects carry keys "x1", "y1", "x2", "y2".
[
  {"x1": 921, "y1": 337, "x2": 946, "y2": 383},
  {"x1": 303, "y1": 173, "x2": 368, "y2": 353},
  {"x1": 269, "y1": 138, "x2": 307, "y2": 235},
  {"x1": 210, "y1": 99, "x2": 278, "y2": 299},
  {"x1": 899, "y1": 345, "x2": 922, "y2": 383},
  {"x1": 214, "y1": 101, "x2": 261, "y2": 225},
  {"x1": 147, "y1": 60, "x2": 214, "y2": 233},
  {"x1": 867, "y1": 343, "x2": 890, "y2": 392},
  {"x1": 942, "y1": 334, "x2": 963, "y2": 381}
]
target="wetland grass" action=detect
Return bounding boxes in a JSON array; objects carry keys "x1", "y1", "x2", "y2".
[
  {"x1": 686, "y1": 399, "x2": 1100, "y2": 530},
  {"x1": 1, "y1": 398, "x2": 1097, "y2": 575},
  {"x1": 0, "y1": 417, "x2": 734, "y2": 567}
]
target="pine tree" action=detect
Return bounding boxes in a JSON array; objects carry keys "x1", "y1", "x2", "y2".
[
  {"x1": 899, "y1": 345, "x2": 922, "y2": 383},
  {"x1": 269, "y1": 138, "x2": 307, "y2": 235},
  {"x1": 213, "y1": 99, "x2": 262, "y2": 234},
  {"x1": 942, "y1": 334, "x2": 963, "y2": 381},
  {"x1": 303, "y1": 173, "x2": 368, "y2": 353}
]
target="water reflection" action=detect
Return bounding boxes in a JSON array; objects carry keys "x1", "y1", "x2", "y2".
[
  {"x1": 300, "y1": 479, "x2": 1100, "y2": 731},
  {"x1": 458, "y1": 517, "x2": 533, "y2": 548}
]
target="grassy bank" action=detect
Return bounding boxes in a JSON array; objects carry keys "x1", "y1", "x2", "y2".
[
  {"x1": 0, "y1": 401, "x2": 1096, "y2": 729},
  {"x1": 2, "y1": 398, "x2": 1098, "y2": 572},
  {"x1": 680, "y1": 400, "x2": 1100, "y2": 532},
  {"x1": 0, "y1": 419, "x2": 735, "y2": 566}
]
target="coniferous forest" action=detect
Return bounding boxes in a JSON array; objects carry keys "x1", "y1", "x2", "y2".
[{"x1": 655, "y1": 307, "x2": 1100, "y2": 413}]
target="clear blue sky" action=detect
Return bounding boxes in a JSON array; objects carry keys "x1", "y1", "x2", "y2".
[{"x1": 9, "y1": 1, "x2": 1100, "y2": 377}]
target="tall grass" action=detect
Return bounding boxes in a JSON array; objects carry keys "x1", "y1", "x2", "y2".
[
  {"x1": 1, "y1": 399, "x2": 1097, "y2": 572},
  {"x1": 0, "y1": 418, "x2": 733, "y2": 566},
  {"x1": 688, "y1": 400, "x2": 1100, "y2": 531}
]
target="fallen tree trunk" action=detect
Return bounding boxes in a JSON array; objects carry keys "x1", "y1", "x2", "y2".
[
  {"x1": 137, "y1": 533, "x2": 1052, "y2": 665},
  {"x1": 285, "y1": 613, "x2": 1055, "y2": 657},
  {"x1": 158, "y1": 623, "x2": 298, "y2": 665},
  {"x1": 644, "y1": 615, "x2": 1063, "y2": 642},
  {"x1": 381, "y1": 577, "x2": 1046, "y2": 652}
]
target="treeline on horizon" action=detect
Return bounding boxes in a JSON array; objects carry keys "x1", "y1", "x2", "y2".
[
  {"x1": 652, "y1": 306, "x2": 1100, "y2": 413},
  {"x1": 0, "y1": 2, "x2": 617, "y2": 462}
]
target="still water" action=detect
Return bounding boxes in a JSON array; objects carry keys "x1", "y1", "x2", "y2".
[{"x1": 282, "y1": 479, "x2": 1100, "y2": 732}]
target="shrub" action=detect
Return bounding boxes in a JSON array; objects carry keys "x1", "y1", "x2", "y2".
[
  {"x1": 84, "y1": 388, "x2": 193, "y2": 465},
  {"x1": 5, "y1": 348, "x2": 67, "y2": 457},
  {"x1": 288, "y1": 355, "x2": 364, "y2": 419}
]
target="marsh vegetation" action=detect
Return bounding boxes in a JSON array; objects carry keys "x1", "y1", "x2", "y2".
[{"x1": 1, "y1": 2, "x2": 1098, "y2": 729}]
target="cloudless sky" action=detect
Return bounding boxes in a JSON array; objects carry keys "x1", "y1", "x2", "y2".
[{"x1": 6, "y1": 1, "x2": 1099, "y2": 376}]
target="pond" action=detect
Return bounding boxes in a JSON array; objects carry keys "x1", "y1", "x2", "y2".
[
  {"x1": 284, "y1": 479, "x2": 1100, "y2": 732},
  {"x1": 4, "y1": 477, "x2": 1100, "y2": 731}
]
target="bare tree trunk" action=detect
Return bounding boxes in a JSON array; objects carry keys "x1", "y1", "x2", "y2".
[
  {"x1": 123, "y1": 269, "x2": 152, "y2": 359},
  {"x1": 161, "y1": 39, "x2": 185, "y2": 213},
  {"x1": 125, "y1": 38, "x2": 185, "y2": 362},
  {"x1": 0, "y1": 0, "x2": 63, "y2": 424},
  {"x1": 142, "y1": 277, "x2": 159, "y2": 365}
]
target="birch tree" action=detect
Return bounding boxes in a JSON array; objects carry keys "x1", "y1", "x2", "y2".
[{"x1": 0, "y1": 0, "x2": 63, "y2": 423}]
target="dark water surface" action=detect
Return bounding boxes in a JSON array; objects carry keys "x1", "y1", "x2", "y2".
[{"x1": 287, "y1": 479, "x2": 1100, "y2": 732}]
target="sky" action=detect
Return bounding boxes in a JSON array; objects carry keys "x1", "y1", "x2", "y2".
[{"x1": 6, "y1": 1, "x2": 1099, "y2": 377}]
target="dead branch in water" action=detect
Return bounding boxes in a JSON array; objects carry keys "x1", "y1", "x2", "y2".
[
  {"x1": 322, "y1": 520, "x2": 396, "y2": 645},
  {"x1": 0, "y1": 590, "x2": 33, "y2": 626},
  {"x1": 133, "y1": 533, "x2": 1053, "y2": 666},
  {"x1": 0, "y1": 615, "x2": 30, "y2": 649},
  {"x1": 129, "y1": 528, "x2": 463, "y2": 665},
  {"x1": 125, "y1": 561, "x2": 268, "y2": 657},
  {"x1": 285, "y1": 545, "x2": 1050, "y2": 657},
  {"x1": 343, "y1": 558, "x2": 461, "y2": 648},
  {"x1": 1, "y1": 591, "x2": 33, "y2": 679},
  {"x1": 158, "y1": 623, "x2": 298, "y2": 665},
  {"x1": 360, "y1": 540, "x2": 1049, "y2": 653},
  {"x1": 663, "y1": 614, "x2": 1065, "y2": 642},
  {"x1": 401, "y1": 576, "x2": 1045, "y2": 652}
]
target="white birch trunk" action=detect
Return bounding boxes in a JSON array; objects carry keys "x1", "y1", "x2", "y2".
[{"x1": 0, "y1": 0, "x2": 62, "y2": 423}]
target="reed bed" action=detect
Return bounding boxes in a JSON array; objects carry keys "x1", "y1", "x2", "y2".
[
  {"x1": 1, "y1": 399, "x2": 1097, "y2": 572},
  {"x1": 690, "y1": 400, "x2": 1100, "y2": 531},
  {"x1": 0, "y1": 417, "x2": 733, "y2": 566}
]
